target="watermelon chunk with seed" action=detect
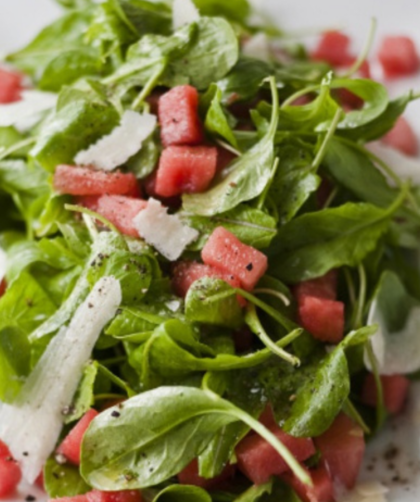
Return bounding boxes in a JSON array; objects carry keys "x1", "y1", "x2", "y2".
[
  {"x1": 54, "y1": 165, "x2": 138, "y2": 196},
  {"x1": 378, "y1": 36, "x2": 420, "y2": 77},
  {"x1": 201, "y1": 227, "x2": 268, "y2": 291},
  {"x1": 155, "y1": 146, "x2": 217, "y2": 197},
  {"x1": 361, "y1": 373, "x2": 410, "y2": 415},
  {"x1": 235, "y1": 426, "x2": 316, "y2": 485},
  {"x1": 382, "y1": 116, "x2": 418, "y2": 157},
  {"x1": 158, "y1": 85, "x2": 204, "y2": 147},
  {"x1": 56, "y1": 409, "x2": 98, "y2": 465},
  {"x1": 314, "y1": 413, "x2": 365, "y2": 490}
]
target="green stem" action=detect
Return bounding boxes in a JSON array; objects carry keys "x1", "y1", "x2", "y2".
[
  {"x1": 267, "y1": 75, "x2": 280, "y2": 137},
  {"x1": 343, "y1": 398, "x2": 371, "y2": 434},
  {"x1": 245, "y1": 304, "x2": 300, "y2": 367},
  {"x1": 0, "y1": 137, "x2": 37, "y2": 161},
  {"x1": 322, "y1": 185, "x2": 339, "y2": 209},
  {"x1": 343, "y1": 268, "x2": 356, "y2": 307},
  {"x1": 354, "y1": 264, "x2": 367, "y2": 330},
  {"x1": 82, "y1": 214, "x2": 99, "y2": 241},
  {"x1": 365, "y1": 342, "x2": 386, "y2": 429},
  {"x1": 99, "y1": 355, "x2": 127, "y2": 366},
  {"x1": 311, "y1": 108, "x2": 342, "y2": 171},
  {"x1": 281, "y1": 84, "x2": 319, "y2": 109},
  {"x1": 97, "y1": 363, "x2": 136, "y2": 397},
  {"x1": 94, "y1": 393, "x2": 126, "y2": 402},
  {"x1": 131, "y1": 62, "x2": 167, "y2": 111},
  {"x1": 215, "y1": 138, "x2": 242, "y2": 156},
  {"x1": 65, "y1": 204, "x2": 120, "y2": 235},
  {"x1": 341, "y1": 18, "x2": 377, "y2": 78},
  {"x1": 253, "y1": 287, "x2": 290, "y2": 306}
]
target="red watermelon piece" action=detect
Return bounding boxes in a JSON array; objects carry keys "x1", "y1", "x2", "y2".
[
  {"x1": 0, "y1": 456, "x2": 22, "y2": 498},
  {"x1": 293, "y1": 271, "x2": 338, "y2": 302},
  {"x1": 56, "y1": 409, "x2": 98, "y2": 465},
  {"x1": 201, "y1": 227, "x2": 268, "y2": 291},
  {"x1": 158, "y1": 85, "x2": 204, "y2": 147},
  {"x1": 361, "y1": 373, "x2": 410, "y2": 415},
  {"x1": 50, "y1": 490, "x2": 142, "y2": 502},
  {"x1": 155, "y1": 146, "x2": 218, "y2": 197},
  {"x1": 235, "y1": 426, "x2": 315, "y2": 485},
  {"x1": 95, "y1": 195, "x2": 147, "y2": 237},
  {"x1": 382, "y1": 116, "x2": 418, "y2": 157},
  {"x1": 282, "y1": 464, "x2": 334, "y2": 502},
  {"x1": 311, "y1": 31, "x2": 351, "y2": 67},
  {"x1": 0, "y1": 67, "x2": 23, "y2": 104},
  {"x1": 297, "y1": 296, "x2": 344, "y2": 344},
  {"x1": 314, "y1": 413, "x2": 365, "y2": 490},
  {"x1": 54, "y1": 165, "x2": 138, "y2": 196},
  {"x1": 378, "y1": 36, "x2": 420, "y2": 78}
]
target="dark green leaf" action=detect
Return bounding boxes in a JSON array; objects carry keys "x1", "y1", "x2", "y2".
[
  {"x1": 204, "y1": 85, "x2": 238, "y2": 147},
  {"x1": 153, "y1": 485, "x2": 211, "y2": 502},
  {"x1": 64, "y1": 361, "x2": 98, "y2": 424},
  {"x1": 193, "y1": 0, "x2": 251, "y2": 24},
  {"x1": 44, "y1": 456, "x2": 90, "y2": 498},
  {"x1": 0, "y1": 327, "x2": 30, "y2": 402}
]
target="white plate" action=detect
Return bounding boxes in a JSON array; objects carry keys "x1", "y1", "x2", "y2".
[{"x1": 1, "y1": 1, "x2": 420, "y2": 501}]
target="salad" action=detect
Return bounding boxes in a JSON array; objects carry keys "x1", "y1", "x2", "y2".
[{"x1": 0, "y1": 0, "x2": 420, "y2": 501}]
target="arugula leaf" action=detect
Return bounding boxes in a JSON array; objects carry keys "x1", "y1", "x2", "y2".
[
  {"x1": 232, "y1": 481, "x2": 273, "y2": 502},
  {"x1": 7, "y1": 10, "x2": 98, "y2": 85},
  {"x1": 184, "y1": 204, "x2": 277, "y2": 250},
  {"x1": 126, "y1": 131, "x2": 160, "y2": 179},
  {"x1": 0, "y1": 127, "x2": 30, "y2": 159},
  {"x1": 193, "y1": 0, "x2": 251, "y2": 24},
  {"x1": 185, "y1": 278, "x2": 243, "y2": 328},
  {"x1": 64, "y1": 361, "x2": 98, "y2": 424},
  {"x1": 269, "y1": 191, "x2": 406, "y2": 283},
  {"x1": 153, "y1": 484, "x2": 212, "y2": 502},
  {"x1": 32, "y1": 89, "x2": 120, "y2": 171},
  {"x1": 44, "y1": 456, "x2": 90, "y2": 499},
  {"x1": 183, "y1": 77, "x2": 279, "y2": 216},
  {"x1": 204, "y1": 84, "x2": 238, "y2": 148}
]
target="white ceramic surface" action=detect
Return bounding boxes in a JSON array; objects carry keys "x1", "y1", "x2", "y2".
[{"x1": 1, "y1": 1, "x2": 420, "y2": 501}]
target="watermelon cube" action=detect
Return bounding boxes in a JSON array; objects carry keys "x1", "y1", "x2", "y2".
[
  {"x1": 311, "y1": 31, "x2": 351, "y2": 67},
  {"x1": 201, "y1": 227, "x2": 268, "y2": 291},
  {"x1": 361, "y1": 373, "x2": 410, "y2": 415},
  {"x1": 297, "y1": 296, "x2": 344, "y2": 344},
  {"x1": 0, "y1": 68, "x2": 22, "y2": 104},
  {"x1": 50, "y1": 490, "x2": 142, "y2": 502},
  {"x1": 56, "y1": 409, "x2": 98, "y2": 465},
  {"x1": 314, "y1": 413, "x2": 365, "y2": 490},
  {"x1": 158, "y1": 85, "x2": 204, "y2": 147},
  {"x1": 54, "y1": 165, "x2": 138, "y2": 197},
  {"x1": 282, "y1": 464, "x2": 334, "y2": 502},
  {"x1": 235, "y1": 426, "x2": 315, "y2": 485},
  {"x1": 95, "y1": 195, "x2": 147, "y2": 237},
  {"x1": 293, "y1": 271, "x2": 338, "y2": 302},
  {"x1": 382, "y1": 116, "x2": 418, "y2": 157},
  {"x1": 155, "y1": 146, "x2": 217, "y2": 197},
  {"x1": 178, "y1": 459, "x2": 235, "y2": 490},
  {"x1": 378, "y1": 36, "x2": 420, "y2": 78},
  {"x1": 0, "y1": 456, "x2": 21, "y2": 497}
]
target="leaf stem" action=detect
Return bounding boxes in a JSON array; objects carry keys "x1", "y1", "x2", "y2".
[
  {"x1": 322, "y1": 185, "x2": 339, "y2": 209},
  {"x1": 97, "y1": 363, "x2": 136, "y2": 397},
  {"x1": 267, "y1": 75, "x2": 280, "y2": 138},
  {"x1": 354, "y1": 264, "x2": 367, "y2": 329},
  {"x1": 341, "y1": 18, "x2": 377, "y2": 78},
  {"x1": 94, "y1": 393, "x2": 126, "y2": 402},
  {"x1": 311, "y1": 108, "x2": 342, "y2": 171},
  {"x1": 343, "y1": 268, "x2": 356, "y2": 307},
  {"x1": 253, "y1": 287, "x2": 290, "y2": 306},
  {"x1": 0, "y1": 137, "x2": 37, "y2": 161},
  {"x1": 65, "y1": 204, "x2": 120, "y2": 235},
  {"x1": 131, "y1": 62, "x2": 167, "y2": 111},
  {"x1": 82, "y1": 214, "x2": 99, "y2": 241},
  {"x1": 281, "y1": 84, "x2": 319, "y2": 109},
  {"x1": 365, "y1": 342, "x2": 386, "y2": 429},
  {"x1": 343, "y1": 398, "x2": 371, "y2": 434},
  {"x1": 245, "y1": 304, "x2": 300, "y2": 366},
  {"x1": 215, "y1": 138, "x2": 242, "y2": 156}
]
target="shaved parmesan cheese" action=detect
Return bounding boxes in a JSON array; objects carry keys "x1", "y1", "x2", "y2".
[
  {"x1": 0, "y1": 90, "x2": 57, "y2": 132},
  {"x1": 75, "y1": 111, "x2": 156, "y2": 171},
  {"x1": 242, "y1": 33, "x2": 271, "y2": 63},
  {"x1": 172, "y1": 0, "x2": 200, "y2": 30},
  {"x1": 133, "y1": 198, "x2": 199, "y2": 261},
  {"x1": 368, "y1": 142, "x2": 420, "y2": 186},
  {"x1": 0, "y1": 276, "x2": 122, "y2": 483},
  {"x1": 338, "y1": 481, "x2": 388, "y2": 502}
]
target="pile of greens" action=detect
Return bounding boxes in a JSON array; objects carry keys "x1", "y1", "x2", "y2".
[{"x1": 1, "y1": 0, "x2": 420, "y2": 500}]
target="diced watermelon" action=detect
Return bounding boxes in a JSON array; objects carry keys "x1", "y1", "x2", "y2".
[
  {"x1": 54, "y1": 165, "x2": 138, "y2": 196},
  {"x1": 314, "y1": 413, "x2": 365, "y2": 490},
  {"x1": 0, "y1": 440, "x2": 11, "y2": 459},
  {"x1": 297, "y1": 296, "x2": 344, "y2": 344},
  {"x1": 0, "y1": 67, "x2": 22, "y2": 104},
  {"x1": 154, "y1": 146, "x2": 218, "y2": 197},
  {"x1": 0, "y1": 456, "x2": 22, "y2": 497},
  {"x1": 201, "y1": 227, "x2": 268, "y2": 291},
  {"x1": 158, "y1": 85, "x2": 204, "y2": 147},
  {"x1": 95, "y1": 195, "x2": 147, "y2": 237},
  {"x1": 235, "y1": 426, "x2": 316, "y2": 485},
  {"x1": 178, "y1": 459, "x2": 235, "y2": 490},
  {"x1": 382, "y1": 116, "x2": 419, "y2": 157},
  {"x1": 293, "y1": 271, "x2": 338, "y2": 302},
  {"x1": 49, "y1": 490, "x2": 142, "y2": 502},
  {"x1": 311, "y1": 31, "x2": 351, "y2": 67},
  {"x1": 361, "y1": 373, "x2": 410, "y2": 415},
  {"x1": 56, "y1": 409, "x2": 98, "y2": 465},
  {"x1": 378, "y1": 36, "x2": 420, "y2": 78},
  {"x1": 282, "y1": 464, "x2": 334, "y2": 502}
]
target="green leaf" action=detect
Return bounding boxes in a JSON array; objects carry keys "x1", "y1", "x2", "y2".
[
  {"x1": 185, "y1": 278, "x2": 243, "y2": 328},
  {"x1": 126, "y1": 131, "x2": 160, "y2": 179},
  {"x1": 232, "y1": 480, "x2": 273, "y2": 502},
  {"x1": 153, "y1": 484, "x2": 212, "y2": 502},
  {"x1": 44, "y1": 456, "x2": 90, "y2": 499},
  {"x1": 204, "y1": 85, "x2": 238, "y2": 147},
  {"x1": 183, "y1": 78, "x2": 279, "y2": 216},
  {"x1": 7, "y1": 10, "x2": 96, "y2": 81},
  {"x1": 0, "y1": 127, "x2": 29, "y2": 158},
  {"x1": 184, "y1": 204, "x2": 277, "y2": 250},
  {"x1": 32, "y1": 89, "x2": 120, "y2": 171},
  {"x1": 193, "y1": 0, "x2": 251, "y2": 24},
  {"x1": 64, "y1": 361, "x2": 98, "y2": 424},
  {"x1": 269, "y1": 192, "x2": 405, "y2": 283}
]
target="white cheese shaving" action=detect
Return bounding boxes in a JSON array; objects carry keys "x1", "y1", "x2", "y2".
[
  {"x1": 242, "y1": 33, "x2": 271, "y2": 63},
  {"x1": 365, "y1": 299, "x2": 420, "y2": 375},
  {"x1": 368, "y1": 142, "x2": 420, "y2": 186},
  {"x1": 0, "y1": 276, "x2": 122, "y2": 483},
  {"x1": 172, "y1": 0, "x2": 200, "y2": 30},
  {"x1": 133, "y1": 198, "x2": 199, "y2": 261},
  {"x1": 0, "y1": 90, "x2": 57, "y2": 132},
  {"x1": 74, "y1": 110, "x2": 156, "y2": 171},
  {"x1": 338, "y1": 481, "x2": 389, "y2": 502}
]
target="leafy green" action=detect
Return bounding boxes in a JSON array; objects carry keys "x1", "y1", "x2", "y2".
[
  {"x1": 64, "y1": 361, "x2": 98, "y2": 424},
  {"x1": 0, "y1": 327, "x2": 30, "y2": 402},
  {"x1": 44, "y1": 456, "x2": 90, "y2": 499},
  {"x1": 269, "y1": 191, "x2": 405, "y2": 283},
  {"x1": 204, "y1": 84, "x2": 238, "y2": 147},
  {"x1": 193, "y1": 0, "x2": 251, "y2": 24},
  {"x1": 183, "y1": 77, "x2": 279, "y2": 216},
  {"x1": 153, "y1": 484, "x2": 212, "y2": 502}
]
